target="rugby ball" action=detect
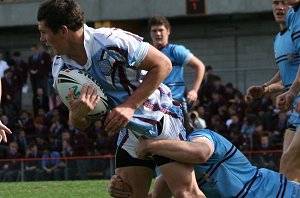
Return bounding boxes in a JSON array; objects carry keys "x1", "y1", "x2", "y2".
[{"x1": 56, "y1": 68, "x2": 109, "y2": 119}]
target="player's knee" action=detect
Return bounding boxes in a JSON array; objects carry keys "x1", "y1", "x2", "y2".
[{"x1": 280, "y1": 151, "x2": 300, "y2": 178}]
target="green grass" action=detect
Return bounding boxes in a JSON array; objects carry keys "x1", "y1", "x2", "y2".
[{"x1": 0, "y1": 180, "x2": 111, "y2": 198}]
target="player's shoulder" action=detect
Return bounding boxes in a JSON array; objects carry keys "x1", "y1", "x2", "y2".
[
  {"x1": 93, "y1": 27, "x2": 144, "y2": 49},
  {"x1": 93, "y1": 27, "x2": 116, "y2": 41},
  {"x1": 169, "y1": 43, "x2": 188, "y2": 50},
  {"x1": 94, "y1": 27, "x2": 142, "y2": 40},
  {"x1": 286, "y1": 7, "x2": 296, "y2": 28},
  {"x1": 94, "y1": 27, "x2": 114, "y2": 35},
  {"x1": 167, "y1": 43, "x2": 190, "y2": 58}
]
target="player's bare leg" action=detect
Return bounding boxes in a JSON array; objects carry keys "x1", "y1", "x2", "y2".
[
  {"x1": 115, "y1": 166, "x2": 153, "y2": 198},
  {"x1": 150, "y1": 175, "x2": 172, "y2": 198},
  {"x1": 280, "y1": 128, "x2": 300, "y2": 182},
  {"x1": 160, "y1": 162, "x2": 205, "y2": 198},
  {"x1": 282, "y1": 129, "x2": 295, "y2": 152}
]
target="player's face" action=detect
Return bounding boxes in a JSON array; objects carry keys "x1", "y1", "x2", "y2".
[
  {"x1": 272, "y1": 0, "x2": 290, "y2": 25},
  {"x1": 38, "y1": 20, "x2": 67, "y2": 56},
  {"x1": 150, "y1": 25, "x2": 170, "y2": 49}
]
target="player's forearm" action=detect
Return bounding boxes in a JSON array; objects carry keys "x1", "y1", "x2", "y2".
[
  {"x1": 267, "y1": 82, "x2": 285, "y2": 94},
  {"x1": 189, "y1": 56, "x2": 205, "y2": 92},
  {"x1": 145, "y1": 139, "x2": 208, "y2": 164},
  {"x1": 263, "y1": 71, "x2": 281, "y2": 87},
  {"x1": 289, "y1": 68, "x2": 300, "y2": 96},
  {"x1": 289, "y1": 81, "x2": 300, "y2": 96}
]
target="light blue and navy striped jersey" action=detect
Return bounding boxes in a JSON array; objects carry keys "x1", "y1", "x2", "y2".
[
  {"x1": 286, "y1": 3, "x2": 300, "y2": 51},
  {"x1": 274, "y1": 29, "x2": 300, "y2": 91},
  {"x1": 160, "y1": 44, "x2": 192, "y2": 102},
  {"x1": 52, "y1": 25, "x2": 183, "y2": 137},
  {"x1": 188, "y1": 129, "x2": 298, "y2": 197},
  {"x1": 284, "y1": 3, "x2": 300, "y2": 129}
]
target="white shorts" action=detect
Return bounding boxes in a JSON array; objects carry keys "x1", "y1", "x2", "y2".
[{"x1": 119, "y1": 114, "x2": 186, "y2": 158}]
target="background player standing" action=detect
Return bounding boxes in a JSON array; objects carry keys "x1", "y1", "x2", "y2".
[
  {"x1": 268, "y1": 0, "x2": 300, "y2": 182},
  {"x1": 148, "y1": 16, "x2": 205, "y2": 131}
]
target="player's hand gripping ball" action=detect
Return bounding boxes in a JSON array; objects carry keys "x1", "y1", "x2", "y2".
[{"x1": 56, "y1": 68, "x2": 108, "y2": 119}]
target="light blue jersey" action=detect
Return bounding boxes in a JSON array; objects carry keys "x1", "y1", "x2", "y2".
[
  {"x1": 286, "y1": 3, "x2": 300, "y2": 50},
  {"x1": 188, "y1": 129, "x2": 300, "y2": 197},
  {"x1": 161, "y1": 44, "x2": 192, "y2": 105},
  {"x1": 285, "y1": 3, "x2": 300, "y2": 129},
  {"x1": 52, "y1": 25, "x2": 183, "y2": 138},
  {"x1": 274, "y1": 29, "x2": 300, "y2": 90},
  {"x1": 274, "y1": 28, "x2": 300, "y2": 129}
]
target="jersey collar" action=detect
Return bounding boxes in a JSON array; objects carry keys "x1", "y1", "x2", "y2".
[{"x1": 280, "y1": 27, "x2": 288, "y2": 35}]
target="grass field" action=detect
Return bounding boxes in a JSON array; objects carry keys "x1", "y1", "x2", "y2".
[{"x1": 0, "y1": 180, "x2": 111, "y2": 198}]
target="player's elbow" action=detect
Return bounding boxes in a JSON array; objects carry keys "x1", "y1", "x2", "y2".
[
  {"x1": 194, "y1": 152, "x2": 210, "y2": 164},
  {"x1": 191, "y1": 146, "x2": 211, "y2": 163},
  {"x1": 292, "y1": 74, "x2": 300, "y2": 85}
]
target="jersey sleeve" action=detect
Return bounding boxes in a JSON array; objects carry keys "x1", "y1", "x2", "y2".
[
  {"x1": 172, "y1": 45, "x2": 192, "y2": 66},
  {"x1": 291, "y1": 7, "x2": 300, "y2": 51},
  {"x1": 187, "y1": 129, "x2": 215, "y2": 145}
]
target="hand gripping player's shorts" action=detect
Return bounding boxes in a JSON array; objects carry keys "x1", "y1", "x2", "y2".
[{"x1": 116, "y1": 114, "x2": 186, "y2": 169}]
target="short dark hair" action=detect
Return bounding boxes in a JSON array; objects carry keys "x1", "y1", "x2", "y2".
[
  {"x1": 148, "y1": 16, "x2": 171, "y2": 30},
  {"x1": 37, "y1": 0, "x2": 85, "y2": 33}
]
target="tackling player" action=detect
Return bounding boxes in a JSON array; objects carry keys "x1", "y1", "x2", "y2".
[{"x1": 109, "y1": 129, "x2": 300, "y2": 197}]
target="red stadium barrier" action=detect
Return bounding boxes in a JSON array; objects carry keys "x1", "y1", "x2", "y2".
[
  {"x1": 0, "y1": 150, "x2": 283, "y2": 182},
  {"x1": 0, "y1": 154, "x2": 115, "y2": 163}
]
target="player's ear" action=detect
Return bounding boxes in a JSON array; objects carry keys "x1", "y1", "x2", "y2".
[
  {"x1": 60, "y1": 25, "x2": 69, "y2": 37},
  {"x1": 166, "y1": 26, "x2": 171, "y2": 36}
]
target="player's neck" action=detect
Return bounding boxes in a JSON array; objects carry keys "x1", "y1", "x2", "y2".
[
  {"x1": 68, "y1": 50, "x2": 87, "y2": 67},
  {"x1": 155, "y1": 43, "x2": 168, "y2": 50},
  {"x1": 67, "y1": 28, "x2": 87, "y2": 66},
  {"x1": 279, "y1": 23, "x2": 286, "y2": 31}
]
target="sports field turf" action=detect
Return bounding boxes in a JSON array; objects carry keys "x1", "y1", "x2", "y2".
[{"x1": 0, "y1": 180, "x2": 111, "y2": 198}]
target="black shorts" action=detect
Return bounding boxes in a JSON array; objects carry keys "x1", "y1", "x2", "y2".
[
  {"x1": 115, "y1": 146, "x2": 174, "y2": 169},
  {"x1": 287, "y1": 124, "x2": 297, "y2": 132}
]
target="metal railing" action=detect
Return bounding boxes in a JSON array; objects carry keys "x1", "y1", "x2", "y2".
[
  {"x1": 0, "y1": 155, "x2": 115, "y2": 182},
  {"x1": 0, "y1": 150, "x2": 283, "y2": 182}
]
